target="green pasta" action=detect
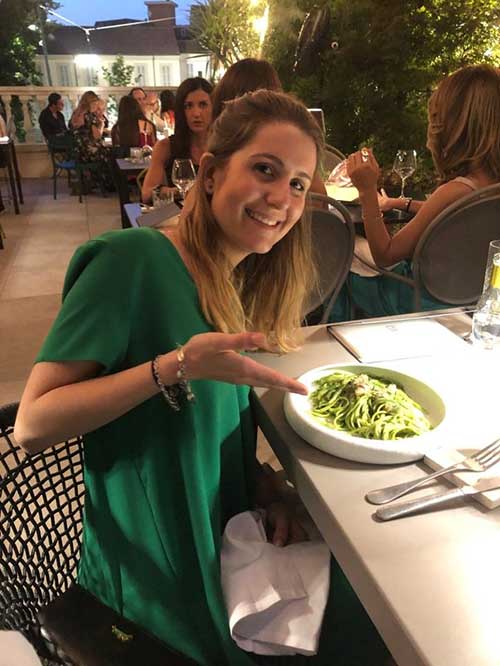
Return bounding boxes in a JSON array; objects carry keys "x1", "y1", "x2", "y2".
[{"x1": 309, "y1": 371, "x2": 431, "y2": 440}]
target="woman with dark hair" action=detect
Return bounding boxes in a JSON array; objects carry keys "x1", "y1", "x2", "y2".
[
  {"x1": 211, "y1": 58, "x2": 282, "y2": 120},
  {"x1": 111, "y1": 95, "x2": 156, "y2": 150},
  {"x1": 142, "y1": 77, "x2": 212, "y2": 203}
]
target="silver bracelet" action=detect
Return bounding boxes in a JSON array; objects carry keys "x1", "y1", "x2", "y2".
[
  {"x1": 151, "y1": 355, "x2": 180, "y2": 411},
  {"x1": 176, "y1": 345, "x2": 196, "y2": 403}
]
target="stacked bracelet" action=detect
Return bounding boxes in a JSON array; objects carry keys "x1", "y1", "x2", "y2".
[
  {"x1": 151, "y1": 345, "x2": 196, "y2": 411},
  {"x1": 151, "y1": 355, "x2": 181, "y2": 411},
  {"x1": 176, "y1": 345, "x2": 196, "y2": 403}
]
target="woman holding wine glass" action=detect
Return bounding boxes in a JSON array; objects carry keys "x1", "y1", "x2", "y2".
[
  {"x1": 142, "y1": 77, "x2": 213, "y2": 203},
  {"x1": 330, "y1": 64, "x2": 500, "y2": 319}
]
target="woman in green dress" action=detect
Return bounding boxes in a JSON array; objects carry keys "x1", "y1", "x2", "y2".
[{"x1": 15, "y1": 90, "x2": 389, "y2": 666}]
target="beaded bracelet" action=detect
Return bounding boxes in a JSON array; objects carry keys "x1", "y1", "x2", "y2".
[
  {"x1": 151, "y1": 355, "x2": 180, "y2": 411},
  {"x1": 175, "y1": 345, "x2": 196, "y2": 403}
]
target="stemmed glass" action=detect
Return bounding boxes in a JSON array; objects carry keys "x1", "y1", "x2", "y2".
[
  {"x1": 171, "y1": 159, "x2": 196, "y2": 200},
  {"x1": 393, "y1": 149, "x2": 417, "y2": 198}
]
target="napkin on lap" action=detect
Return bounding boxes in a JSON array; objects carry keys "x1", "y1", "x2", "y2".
[{"x1": 221, "y1": 511, "x2": 330, "y2": 656}]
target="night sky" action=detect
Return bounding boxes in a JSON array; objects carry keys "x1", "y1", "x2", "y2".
[{"x1": 54, "y1": 0, "x2": 194, "y2": 27}]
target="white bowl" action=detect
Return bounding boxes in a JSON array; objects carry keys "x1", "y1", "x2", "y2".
[{"x1": 284, "y1": 364, "x2": 446, "y2": 464}]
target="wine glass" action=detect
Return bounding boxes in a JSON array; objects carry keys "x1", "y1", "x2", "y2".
[
  {"x1": 171, "y1": 159, "x2": 196, "y2": 200},
  {"x1": 393, "y1": 149, "x2": 417, "y2": 198}
]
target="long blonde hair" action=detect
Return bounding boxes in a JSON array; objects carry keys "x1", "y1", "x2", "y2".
[
  {"x1": 427, "y1": 64, "x2": 500, "y2": 181},
  {"x1": 179, "y1": 90, "x2": 324, "y2": 350},
  {"x1": 70, "y1": 90, "x2": 98, "y2": 129}
]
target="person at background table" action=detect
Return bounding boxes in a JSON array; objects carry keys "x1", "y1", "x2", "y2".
[
  {"x1": 211, "y1": 58, "x2": 327, "y2": 199},
  {"x1": 14, "y1": 90, "x2": 389, "y2": 666},
  {"x1": 111, "y1": 95, "x2": 157, "y2": 152},
  {"x1": 129, "y1": 86, "x2": 147, "y2": 111},
  {"x1": 70, "y1": 92, "x2": 107, "y2": 165},
  {"x1": 143, "y1": 91, "x2": 167, "y2": 133},
  {"x1": 160, "y1": 89, "x2": 176, "y2": 134},
  {"x1": 331, "y1": 63, "x2": 500, "y2": 320},
  {"x1": 142, "y1": 77, "x2": 212, "y2": 203},
  {"x1": 95, "y1": 98, "x2": 109, "y2": 134},
  {"x1": 38, "y1": 92, "x2": 67, "y2": 141}
]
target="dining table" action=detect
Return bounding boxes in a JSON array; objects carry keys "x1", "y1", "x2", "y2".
[
  {"x1": 0, "y1": 137, "x2": 23, "y2": 215},
  {"x1": 114, "y1": 157, "x2": 150, "y2": 228},
  {"x1": 250, "y1": 309, "x2": 500, "y2": 666}
]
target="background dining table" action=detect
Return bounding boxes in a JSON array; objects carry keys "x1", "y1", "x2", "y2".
[{"x1": 250, "y1": 310, "x2": 500, "y2": 666}]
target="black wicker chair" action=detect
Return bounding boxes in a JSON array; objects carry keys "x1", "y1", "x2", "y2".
[
  {"x1": 0, "y1": 403, "x2": 197, "y2": 665},
  {"x1": 0, "y1": 401, "x2": 84, "y2": 664}
]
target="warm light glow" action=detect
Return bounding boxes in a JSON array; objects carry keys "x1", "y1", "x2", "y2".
[
  {"x1": 28, "y1": 24, "x2": 38, "y2": 31},
  {"x1": 250, "y1": 1, "x2": 269, "y2": 53},
  {"x1": 74, "y1": 53, "x2": 101, "y2": 67}
]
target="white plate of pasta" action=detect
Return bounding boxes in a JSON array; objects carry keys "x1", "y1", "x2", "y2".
[{"x1": 284, "y1": 364, "x2": 446, "y2": 464}]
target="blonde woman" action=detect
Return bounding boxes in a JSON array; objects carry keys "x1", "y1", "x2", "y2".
[
  {"x1": 338, "y1": 64, "x2": 500, "y2": 318},
  {"x1": 70, "y1": 91, "x2": 107, "y2": 165},
  {"x1": 15, "y1": 91, "x2": 389, "y2": 666}
]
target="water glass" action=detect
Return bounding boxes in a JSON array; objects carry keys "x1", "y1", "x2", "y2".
[
  {"x1": 130, "y1": 147, "x2": 142, "y2": 162},
  {"x1": 171, "y1": 159, "x2": 196, "y2": 200},
  {"x1": 152, "y1": 187, "x2": 174, "y2": 209}
]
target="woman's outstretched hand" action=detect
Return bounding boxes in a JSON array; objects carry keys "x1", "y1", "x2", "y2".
[
  {"x1": 346, "y1": 148, "x2": 380, "y2": 194},
  {"x1": 182, "y1": 332, "x2": 307, "y2": 395}
]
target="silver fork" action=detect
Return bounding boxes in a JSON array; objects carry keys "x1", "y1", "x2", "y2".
[{"x1": 366, "y1": 437, "x2": 500, "y2": 505}]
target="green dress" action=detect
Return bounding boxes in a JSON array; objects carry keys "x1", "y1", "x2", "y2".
[{"x1": 36, "y1": 228, "x2": 388, "y2": 666}]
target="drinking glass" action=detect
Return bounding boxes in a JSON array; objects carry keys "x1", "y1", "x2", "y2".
[
  {"x1": 171, "y1": 159, "x2": 196, "y2": 200},
  {"x1": 393, "y1": 149, "x2": 417, "y2": 198},
  {"x1": 481, "y1": 239, "x2": 500, "y2": 293},
  {"x1": 152, "y1": 187, "x2": 174, "y2": 210}
]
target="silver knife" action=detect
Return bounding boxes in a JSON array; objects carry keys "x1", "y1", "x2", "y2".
[{"x1": 375, "y1": 476, "x2": 500, "y2": 521}]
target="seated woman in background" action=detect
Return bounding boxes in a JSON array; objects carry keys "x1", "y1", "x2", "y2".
[
  {"x1": 111, "y1": 95, "x2": 156, "y2": 153},
  {"x1": 211, "y1": 58, "x2": 327, "y2": 198},
  {"x1": 331, "y1": 63, "x2": 500, "y2": 320},
  {"x1": 142, "y1": 77, "x2": 212, "y2": 203},
  {"x1": 70, "y1": 91, "x2": 108, "y2": 166},
  {"x1": 159, "y1": 89, "x2": 176, "y2": 134},
  {"x1": 14, "y1": 90, "x2": 390, "y2": 666},
  {"x1": 144, "y1": 91, "x2": 167, "y2": 133}
]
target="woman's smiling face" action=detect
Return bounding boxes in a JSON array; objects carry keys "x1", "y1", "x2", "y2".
[{"x1": 206, "y1": 122, "x2": 317, "y2": 266}]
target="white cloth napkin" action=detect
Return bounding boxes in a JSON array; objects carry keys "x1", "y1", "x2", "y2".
[
  {"x1": 0, "y1": 632, "x2": 42, "y2": 666},
  {"x1": 221, "y1": 511, "x2": 330, "y2": 656}
]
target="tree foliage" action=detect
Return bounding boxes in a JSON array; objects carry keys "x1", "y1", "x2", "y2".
[
  {"x1": 191, "y1": 0, "x2": 266, "y2": 79},
  {"x1": 101, "y1": 55, "x2": 135, "y2": 87},
  {"x1": 0, "y1": 0, "x2": 58, "y2": 85},
  {"x1": 264, "y1": 0, "x2": 500, "y2": 178}
]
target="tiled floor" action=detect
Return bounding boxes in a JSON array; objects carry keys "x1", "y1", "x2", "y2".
[{"x1": 0, "y1": 178, "x2": 277, "y2": 464}]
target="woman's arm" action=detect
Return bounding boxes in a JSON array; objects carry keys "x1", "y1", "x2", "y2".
[
  {"x1": 348, "y1": 150, "x2": 474, "y2": 266},
  {"x1": 377, "y1": 188, "x2": 424, "y2": 214},
  {"x1": 15, "y1": 332, "x2": 307, "y2": 455},
  {"x1": 142, "y1": 137, "x2": 171, "y2": 202}
]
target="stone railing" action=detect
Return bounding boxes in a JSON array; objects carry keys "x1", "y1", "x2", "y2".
[{"x1": 0, "y1": 85, "x2": 175, "y2": 144}]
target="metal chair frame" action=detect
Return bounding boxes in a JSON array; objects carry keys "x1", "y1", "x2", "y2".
[
  {"x1": 352, "y1": 183, "x2": 500, "y2": 311},
  {"x1": 305, "y1": 193, "x2": 355, "y2": 324}
]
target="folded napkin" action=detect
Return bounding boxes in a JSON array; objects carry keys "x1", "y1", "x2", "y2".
[
  {"x1": 221, "y1": 511, "x2": 330, "y2": 656},
  {"x1": 0, "y1": 632, "x2": 42, "y2": 666}
]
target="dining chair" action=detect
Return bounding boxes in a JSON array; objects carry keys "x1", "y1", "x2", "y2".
[
  {"x1": 352, "y1": 183, "x2": 500, "y2": 310},
  {"x1": 304, "y1": 193, "x2": 355, "y2": 324},
  {"x1": 323, "y1": 143, "x2": 346, "y2": 174},
  {"x1": 0, "y1": 402, "x2": 198, "y2": 665},
  {"x1": 49, "y1": 134, "x2": 108, "y2": 204}
]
